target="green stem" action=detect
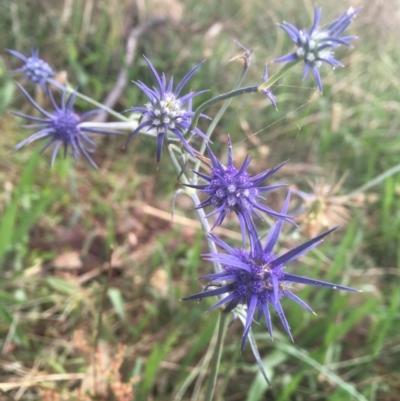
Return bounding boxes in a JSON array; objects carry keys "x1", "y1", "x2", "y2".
[
  {"x1": 47, "y1": 78, "x2": 129, "y2": 122},
  {"x1": 165, "y1": 144, "x2": 190, "y2": 184},
  {"x1": 257, "y1": 60, "x2": 299, "y2": 92},
  {"x1": 204, "y1": 313, "x2": 228, "y2": 401},
  {"x1": 347, "y1": 162, "x2": 400, "y2": 197},
  {"x1": 192, "y1": 58, "x2": 252, "y2": 175},
  {"x1": 166, "y1": 146, "x2": 220, "y2": 273},
  {"x1": 185, "y1": 85, "x2": 259, "y2": 138},
  {"x1": 187, "y1": 60, "x2": 298, "y2": 138},
  {"x1": 79, "y1": 121, "x2": 168, "y2": 139},
  {"x1": 92, "y1": 247, "x2": 113, "y2": 395},
  {"x1": 189, "y1": 192, "x2": 220, "y2": 271},
  {"x1": 80, "y1": 122, "x2": 138, "y2": 130}
]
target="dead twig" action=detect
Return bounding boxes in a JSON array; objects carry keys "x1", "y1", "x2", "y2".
[{"x1": 0, "y1": 373, "x2": 86, "y2": 391}]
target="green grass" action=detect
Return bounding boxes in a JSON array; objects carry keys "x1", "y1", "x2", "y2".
[{"x1": 1, "y1": 0, "x2": 400, "y2": 400}]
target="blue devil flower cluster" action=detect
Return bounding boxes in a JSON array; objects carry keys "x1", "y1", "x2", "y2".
[
  {"x1": 6, "y1": 5, "x2": 360, "y2": 378},
  {"x1": 8, "y1": 50, "x2": 120, "y2": 168},
  {"x1": 167, "y1": 10, "x2": 359, "y2": 356},
  {"x1": 184, "y1": 193, "x2": 359, "y2": 348},
  {"x1": 6, "y1": 48, "x2": 55, "y2": 91},
  {"x1": 186, "y1": 137, "x2": 292, "y2": 239},
  {"x1": 124, "y1": 56, "x2": 209, "y2": 163},
  {"x1": 12, "y1": 83, "x2": 120, "y2": 168},
  {"x1": 275, "y1": 6, "x2": 359, "y2": 92}
]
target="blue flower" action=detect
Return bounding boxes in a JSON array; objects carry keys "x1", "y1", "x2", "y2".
[
  {"x1": 125, "y1": 56, "x2": 209, "y2": 163},
  {"x1": 186, "y1": 136, "x2": 292, "y2": 240},
  {"x1": 260, "y1": 65, "x2": 277, "y2": 109},
  {"x1": 183, "y1": 193, "x2": 359, "y2": 349},
  {"x1": 12, "y1": 83, "x2": 121, "y2": 168},
  {"x1": 274, "y1": 6, "x2": 360, "y2": 93},
  {"x1": 6, "y1": 48, "x2": 55, "y2": 91}
]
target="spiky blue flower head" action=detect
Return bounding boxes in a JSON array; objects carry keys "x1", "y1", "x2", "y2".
[
  {"x1": 6, "y1": 48, "x2": 55, "y2": 91},
  {"x1": 125, "y1": 56, "x2": 209, "y2": 163},
  {"x1": 12, "y1": 83, "x2": 121, "y2": 168},
  {"x1": 274, "y1": 6, "x2": 360, "y2": 93},
  {"x1": 184, "y1": 193, "x2": 359, "y2": 349},
  {"x1": 186, "y1": 137, "x2": 292, "y2": 240}
]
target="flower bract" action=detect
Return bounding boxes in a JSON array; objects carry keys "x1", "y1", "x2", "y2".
[
  {"x1": 6, "y1": 48, "x2": 55, "y2": 91},
  {"x1": 125, "y1": 56, "x2": 209, "y2": 163},
  {"x1": 260, "y1": 65, "x2": 277, "y2": 109},
  {"x1": 183, "y1": 193, "x2": 359, "y2": 349},
  {"x1": 187, "y1": 137, "x2": 292, "y2": 240},
  {"x1": 274, "y1": 6, "x2": 360, "y2": 93},
  {"x1": 12, "y1": 83, "x2": 121, "y2": 168}
]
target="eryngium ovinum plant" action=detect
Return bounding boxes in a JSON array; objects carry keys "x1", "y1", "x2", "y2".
[{"x1": 6, "y1": 5, "x2": 362, "y2": 396}]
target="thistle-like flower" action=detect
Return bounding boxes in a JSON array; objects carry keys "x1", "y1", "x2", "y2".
[
  {"x1": 187, "y1": 137, "x2": 292, "y2": 239},
  {"x1": 125, "y1": 56, "x2": 209, "y2": 163},
  {"x1": 6, "y1": 48, "x2": 55, "y2": 91},
  {"x1": 183, "y1": 193, "x2": 359, "y2": 349},
  {"x1": 274, "y1": 6, "x2": 359, "y2": 93},
  {"x1": 12, "y1": 83, "x2": 121, "y2": 168}
]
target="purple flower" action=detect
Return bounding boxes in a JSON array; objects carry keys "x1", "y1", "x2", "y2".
[
  {"x1": 186, "y1": 137, "x2": 292, "y2": 240},
  {"x1": 6, "y1": 48, "x2": 55, "y2": 91},
  {"x1": 260, "y1": 65, "x2": 277, "y2": 109},
  {"x1": 12, "y1": 83, "x2": 121, "y2": 168},
  {"x1": 274, "y1": 6, "x2": 360, "y2": 93},
  {"x1": 125, "y1": 56, "x2": 209, "y2": 163},
  {"x1": 183, "y1": 193, "x2": 359, "y2": 349}
]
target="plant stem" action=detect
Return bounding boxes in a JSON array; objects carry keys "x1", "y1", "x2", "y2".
[
  {"x1": 47, "y1": 78, "x2": 129, "y2": 122},
  {"x1": 204, "y1": 313, "x2": 228, "y2": 401},
  {"x1": 79, "y1": 121, "x2": 161, "y2": 139},
  {"x1": 192, "y1": 56, "x2": 252, "y2": 176},
  {"x1": 185, "y1": 85, "x2": 259, "y2": 138},
  {"x1": 257, "y1": 60, "x2": 299, "y2": 92},
  {"x1": 92, "y1": 246, "x2": 113, "y2": 394},
  {"x1": 186, "y1": 59, "x2": 299, "y2": 139},
  {"x1": 166, "y1": 145, "x2": 220, "y2": 273},
  {"x1": 79, "y1": 121, "x2": 139, "y2": 130},
  {"x1": 189, "y1": 192, "x2": 220, "y2": 272}
]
